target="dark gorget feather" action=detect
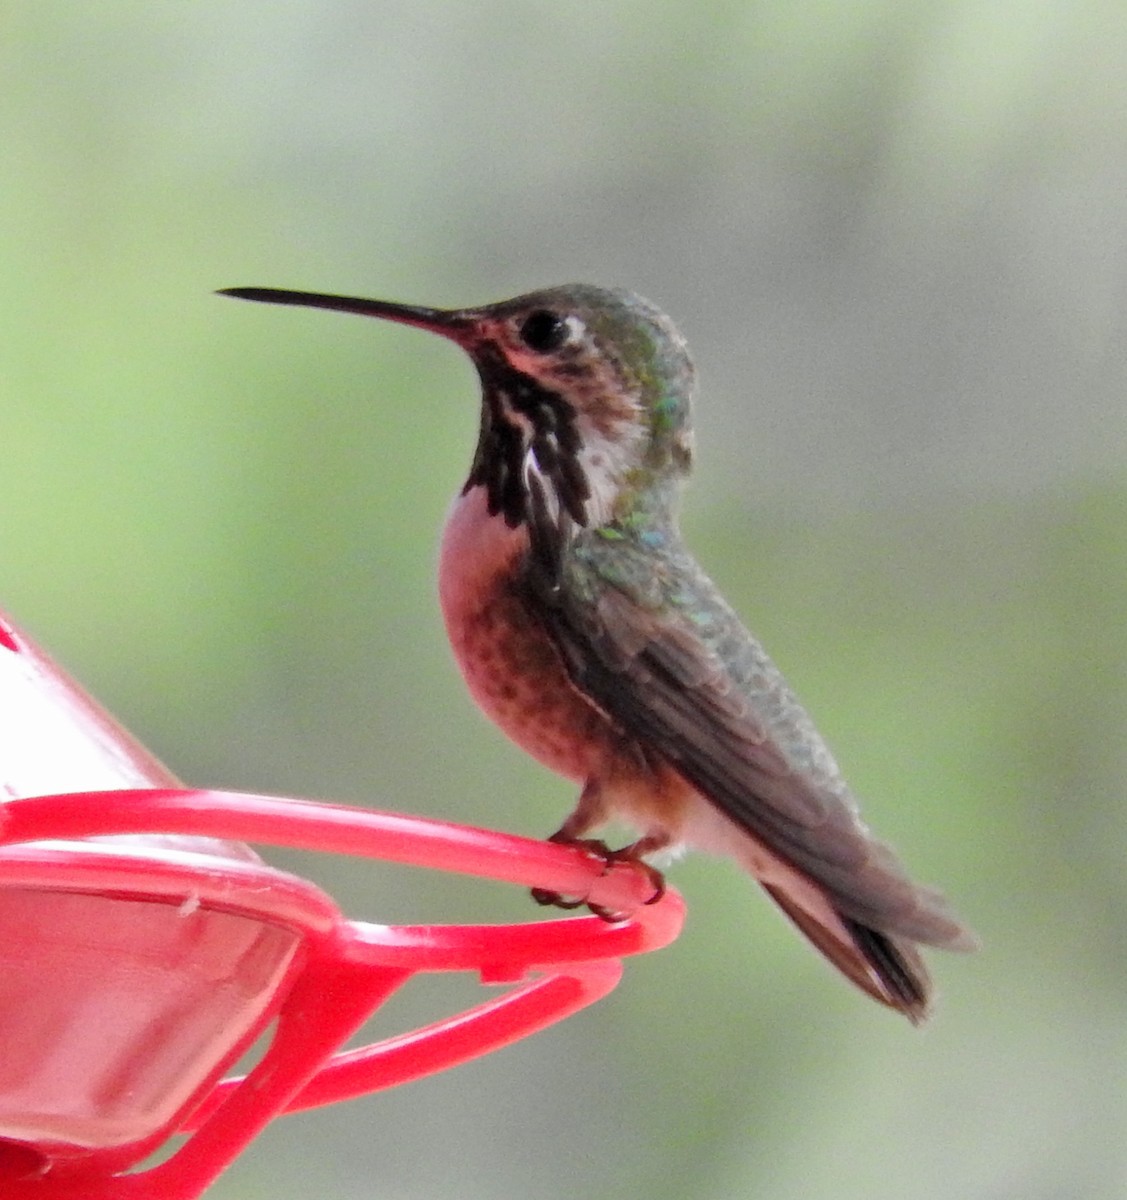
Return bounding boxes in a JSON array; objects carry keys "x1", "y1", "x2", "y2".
[{"x1": 463, "y1": 344, "x2": 590, "y2": 578}]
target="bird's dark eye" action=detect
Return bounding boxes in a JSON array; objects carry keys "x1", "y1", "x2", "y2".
[{"x1": 517, "y1": 309, "x2": 569, "y2": 353}]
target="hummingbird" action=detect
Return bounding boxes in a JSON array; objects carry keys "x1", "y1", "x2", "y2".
[{"x1": 220, "y1": 282, "x2": 977, "y2": 1022}]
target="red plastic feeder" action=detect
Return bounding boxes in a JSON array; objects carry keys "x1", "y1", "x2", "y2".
[{"x1": 0, "y1": 612, "x2": 683, "y2": 1199}]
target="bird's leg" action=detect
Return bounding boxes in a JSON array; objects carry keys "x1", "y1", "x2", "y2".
[
  {"x1": 531, "y1": 782, "x2": 667, "y2": 918},
  {"x1": 531, "y1": 778, "x2": 610, "y2": 910}
]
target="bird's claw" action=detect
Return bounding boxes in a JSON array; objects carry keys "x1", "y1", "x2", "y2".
[
  {"x1": 530, "y1": 886, "x2": 585, "y2": 909},
  {"x1": 531, "y1": 837, "x2": 666, "y2": 921}
]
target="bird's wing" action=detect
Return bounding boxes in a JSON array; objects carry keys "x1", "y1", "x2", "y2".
[{"x1": 530, "y1": 526, "x2": 973, "y2": 951}]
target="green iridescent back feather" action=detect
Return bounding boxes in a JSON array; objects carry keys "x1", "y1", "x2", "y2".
[{"x1": 527, "y1": 515, "x2": 971, "y2": 951}]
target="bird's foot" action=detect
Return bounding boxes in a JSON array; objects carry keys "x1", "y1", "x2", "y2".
[
  {"x1": 531, "y1": 836, "x2": 610, "y2": 910},
  {"x1": 531, "y1": 835, "x2": 666, "y2": 921}
]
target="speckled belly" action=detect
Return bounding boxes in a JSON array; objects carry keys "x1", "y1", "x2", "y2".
[
  {"x1": 438, "y1": 488, "x2": 622, "y2": 784},
  {"x1": 451, "y1": 570, "x2": 625, "y2": 782}
]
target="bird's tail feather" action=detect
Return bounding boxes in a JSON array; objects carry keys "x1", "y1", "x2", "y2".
[{"x1": 762, "y1": 884, "x2": 931, "y2": 1023}]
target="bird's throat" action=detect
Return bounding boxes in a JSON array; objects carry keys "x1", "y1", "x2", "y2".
[{"x1": 467, "y1": 345, "x2": 590, "y2": 533}]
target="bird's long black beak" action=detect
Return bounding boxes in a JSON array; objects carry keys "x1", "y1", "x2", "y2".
[{"x1": 218, "y1": 287, "x2": 475, "y2": 343}]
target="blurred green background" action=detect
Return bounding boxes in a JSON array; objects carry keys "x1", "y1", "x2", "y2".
[{"x1": 3, "y1": 2, "x2": 1126, "y2": 1197}]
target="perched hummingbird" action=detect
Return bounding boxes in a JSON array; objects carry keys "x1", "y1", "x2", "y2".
[{"x1": 221, "y1": 282, "x2": 977, "y2": 1022}]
